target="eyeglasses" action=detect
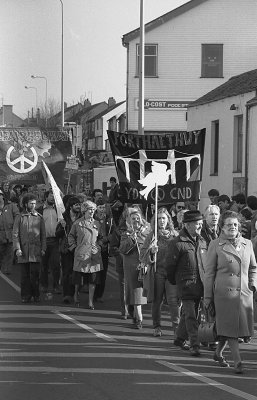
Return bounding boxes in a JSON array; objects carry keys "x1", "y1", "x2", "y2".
[
  {"x1": 177, "y1": 206, "x2": 185, "y2": 210},
  {"x1": 224, "y1": 223, "x2": 238, "y2": 228}
]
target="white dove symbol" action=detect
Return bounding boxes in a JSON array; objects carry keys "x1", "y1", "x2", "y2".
[{"x1": 138, "y1": 161, "x2": 170, "y2": 200}]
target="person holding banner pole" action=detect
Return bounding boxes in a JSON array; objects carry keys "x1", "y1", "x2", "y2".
[
  {"x1": 119, "y1": 208, "x2": 150, "y2": 329},
  {"x1": 140, "y1": 206, "x2": 180, "y2": 337}
]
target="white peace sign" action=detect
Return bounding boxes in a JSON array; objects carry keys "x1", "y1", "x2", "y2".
[{"x1": 6, "y1": 145, "x2": 38, "y2": 173}]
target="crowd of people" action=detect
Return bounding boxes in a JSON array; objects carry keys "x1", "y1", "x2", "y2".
[{"x1": 0, "y1": 179, "x2": 257, "y2": 375}]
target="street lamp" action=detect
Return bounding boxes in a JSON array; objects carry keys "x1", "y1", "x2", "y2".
[
  {"x1": 31, "y1": 75, "x2": 48, "y2": 127},
  {"x1": 24, "y1": 85, "x2": 38, "y2": 111}
]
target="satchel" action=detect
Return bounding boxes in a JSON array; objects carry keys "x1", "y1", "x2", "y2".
[{"x1": 198, "y1": 306, "x2": 217, "y2": 343}]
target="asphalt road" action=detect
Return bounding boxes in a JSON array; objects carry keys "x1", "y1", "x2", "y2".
[{"x1": 0, "y1": 262, "x2": 257, "y2": 400}]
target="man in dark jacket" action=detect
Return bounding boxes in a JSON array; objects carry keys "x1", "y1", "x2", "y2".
[
  {"x1": 55, "y1": 196, "x2": 81, "y2": 304},
  {"x1": 167, "y1": 210, "x2": 207, "y2": 356},
  {"x1": 13, "y1": 193, "x2": 46, "y2": 303},
  {"x1": 38, "y1": 190, "x2": 60, "y2": 294},
  {"x1": 0, "y1": 192, "x2": 19, "y2": 274}
]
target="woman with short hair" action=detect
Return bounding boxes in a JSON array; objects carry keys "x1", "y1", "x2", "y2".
[{"x1": 204, "y1": 210, "x2": 257, "y2": 374}]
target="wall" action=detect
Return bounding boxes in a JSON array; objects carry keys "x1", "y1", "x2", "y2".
[{"x1": 187, "y1": 92, "x2": 255, "y2": 211}]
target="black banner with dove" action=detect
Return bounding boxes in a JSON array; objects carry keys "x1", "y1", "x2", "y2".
[
  {"x1": 0, "y1": 127, "x2": 72, "y2": 187},
  {"x1": 107, "y1": 130, "x2": 205, "y2": 204}
]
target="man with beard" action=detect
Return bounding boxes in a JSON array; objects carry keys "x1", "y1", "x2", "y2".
[
  {"x1": 55, "y1": 196, "x2": 82, "y2": 304},
  {"x1": 38, "y1": 190, "x2": 61, "y2": 294},
  {"x1": 167, "y1": 210, "x2": 207, "y2": 357},
  {"x1": 13, "y1": 193, "x2": 46, "y2": 303}
]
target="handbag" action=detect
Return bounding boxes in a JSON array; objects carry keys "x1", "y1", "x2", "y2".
[
  {"x1": 198, "y1": 306, "x2": 217, "y2": 343},
  {"x1": 137, "y1": 262, "x2": 148, "y2": 282}
]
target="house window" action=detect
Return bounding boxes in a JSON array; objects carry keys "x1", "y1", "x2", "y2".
[
  {"x1": 233, "y1": 115, "x2": 243, "y2": 172},
  {"x1": 201, "y1": 44, "x2": 223, "y2": 78},
  {"x1": 210, "y1": 120, "x2": 219, "y2": 175},
  {"x1": 136, "y1": 44, "x2": 158, "y2": 77}
]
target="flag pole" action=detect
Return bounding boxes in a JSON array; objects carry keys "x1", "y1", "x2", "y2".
[
  {"x1": 138, "y1": 0, "x2": 145, "y2": 135},
  {"x1": 154, "y1": 182, "x2": 158, "y2": 271}
]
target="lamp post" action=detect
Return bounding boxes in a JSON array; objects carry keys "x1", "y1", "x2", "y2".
[
  {"x1": 25, "y1": 85, "x2": 38, "y2": 111},
  {"x1": 59, "y1": 0, "x2": 64, "y2": 129},
  {"x1": 31, "y1": 75, "x2": 48, "y2": 127}
]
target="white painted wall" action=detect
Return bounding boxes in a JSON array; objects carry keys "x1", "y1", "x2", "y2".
[
  {"x1": 187, "y1": 92, "x2": 256, "y2": 212},
  {"x1": 126, "y1": 0, "x2": 257, "y2": 132}
]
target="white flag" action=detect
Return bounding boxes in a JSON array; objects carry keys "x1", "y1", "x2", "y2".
[{"x1": 41, "y1": 160, "x2": 65, "y2": 220}]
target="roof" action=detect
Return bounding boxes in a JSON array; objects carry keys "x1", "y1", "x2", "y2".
[
  {"x1": 87, "y1": 101, "x2": 125, "y2": 122},
  {"x1": 188, "y1": 69, "x2": 257, "y2": 108},
  {"x1": 122, "y1": 0, "x2": 208, "y2": 45},
  {"x1": 65, "y1": 102, "x2": 106, "y2": 122}
]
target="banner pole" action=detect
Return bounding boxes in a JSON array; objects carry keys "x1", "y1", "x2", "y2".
[
  {"x1": 154, "y1": 183, "x2": 158, "y2": 271},
  {"x1": 66, "y1": 171, "x2": 71, "y2": 194}
]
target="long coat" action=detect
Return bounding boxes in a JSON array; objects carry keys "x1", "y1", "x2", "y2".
[
  {"x1": 12, "y1": 211, "x2": 46, "y2": 263},
  {"x1": 204, "y1": 234, "x2": 257, "y2": 338},
  {"x1": 119, "y1": 225, "x2": 150, "y2": 305},
  {"x1": 68, "y1": 217, "x2": 102, "y2": 273},
  {"x1": 0, "y1": 203, "x2": 20, "y2": 243}
]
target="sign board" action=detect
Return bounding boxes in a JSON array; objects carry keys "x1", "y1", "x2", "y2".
[
  {"x1": 135, "y1": 99, "x2": 191, "y2": 110},
  {"x1": 65, "y1": 155, "x2": 79, "y2": 171}
]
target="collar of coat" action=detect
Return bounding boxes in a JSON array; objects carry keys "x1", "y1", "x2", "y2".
[
  {"x1": 21, "y1": 210, "x2": 40, "y2": 217},
  {"x1": 218, "y1": 232, "x2": 247, "y2": 247},
  {"x1": 179, "y1": 228, "x2": 205, "y2": 245},
  {"x1": 218, "y1": 232, "x2": 247, "y2": 258}
]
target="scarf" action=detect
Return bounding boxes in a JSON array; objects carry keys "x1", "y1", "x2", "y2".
[{"x1": 228, "y1": 233, "x2": 241, "y2": 248}]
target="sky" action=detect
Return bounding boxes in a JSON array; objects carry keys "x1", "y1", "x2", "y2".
[{"x1": 0, "y1": 0, "x2": 188, "y2": 119}]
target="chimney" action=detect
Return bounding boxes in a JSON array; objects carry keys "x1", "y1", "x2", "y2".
[
  {"x1": 108, "y1": 97, "x2": 116, "y2": 107},
  {"x1": 84, "y1": 98, "x2": 91, "y2": 108},
  {"x1": 64, "y1": 102, "x2": 68, "y2": 110}
]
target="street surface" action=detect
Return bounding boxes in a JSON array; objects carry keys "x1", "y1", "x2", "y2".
[{"x1": 0, "y1": 262, "x2": 257, "y2": 400}]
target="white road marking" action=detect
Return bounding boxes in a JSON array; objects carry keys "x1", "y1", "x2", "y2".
[
  {"x1": 0, "y1": 272, "x2": 20, "y2": 293},
  {"x1": 54, "y1": 311, "x2": 117, "y2": 342},
  {"x1": 157, "y1": 360, "x2": 257, "y2": 400}
]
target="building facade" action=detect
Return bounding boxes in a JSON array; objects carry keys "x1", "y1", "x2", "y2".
[
  {"x1": 187, "y1": 69, "x2": 257, "y2": 211},
  {"x1": 122, "y1": 0, "x2": 257, "y2": 133}
]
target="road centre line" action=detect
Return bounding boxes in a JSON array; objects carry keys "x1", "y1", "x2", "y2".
[
  {"x1": 0, "y1": 271, "x2": 20, "y2": 293},
  {"x1": 54, "y1": 311, "x2": 117, "y2": 342},
  {"x1": 157, "y1": 360, "x2": 257, "y2": 400}
]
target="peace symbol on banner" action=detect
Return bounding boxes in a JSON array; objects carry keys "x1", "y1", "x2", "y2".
[{"x1": 6, "y1": 145, "x2": 38, "y2": 173}]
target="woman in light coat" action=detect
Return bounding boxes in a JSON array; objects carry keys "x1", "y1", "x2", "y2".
[
  {"x1": 119, "y1": 208, "x2": 150, "y2": 329},
  {"x1": 68, "y1": 200, "x2": 102, "y2": 309},
  {"x1": 204, "y1": 210, "x2": 257, "y2": 374}
]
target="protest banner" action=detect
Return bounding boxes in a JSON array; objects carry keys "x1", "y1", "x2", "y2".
[
  {"x1": 0, "y1": 127, "x2": 72, "y2": 188},
  {"x1": 107, "y1": 130, "x2": 205, "y2": 204}
]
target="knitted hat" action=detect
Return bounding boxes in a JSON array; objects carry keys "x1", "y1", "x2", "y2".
[{"x1": 183, "y1": 210, "x2": 203, "y2": 223}]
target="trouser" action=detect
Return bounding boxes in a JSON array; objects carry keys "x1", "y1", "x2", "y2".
[
  {"x1": 152, "y1": 272, "x2": 181, "y2": 330},
  {"x1": 61, "y1": 252, "x2": 74, "y2": 297},
  {"x1": 176, "y1": 298, "x2": 201, "y2": 347},
  {"x1": 0, "y1": 242, "x2": 13, "y2": 273},
  {"x1": 40, "y1": 238, "x2": 60, "y2": 289},
  {"x1": 20, "y1": 262, "x2": 40, "y2": 299},
  {"x1": 94, "y1": 251, "x2": 109, "y2": 299}
]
